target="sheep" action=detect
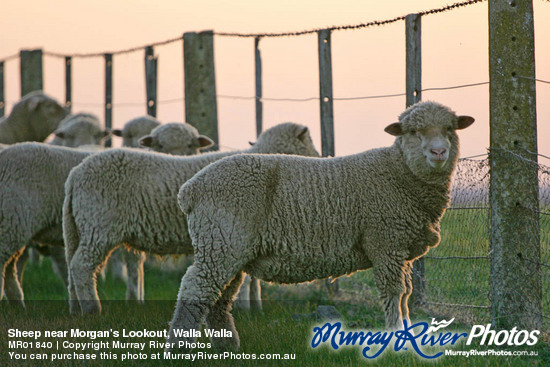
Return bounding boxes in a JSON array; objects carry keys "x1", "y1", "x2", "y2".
[
  {"x1": 13, "y1": 112, "x2": 108, "y2": 285},
  {"x1": 140, "y1": 122, "x2": 214, "y2": 156},
  {"x1": 64, "y1": 122, "x2": 320, "y2": 315},
  {"x1": 49, "y1": 113, "x2": 109, "y2": 147},
  {"x1": 0, "y1": 121, "x2": 210, "y2": 306},
  {"x1": 166, "y1": 101, "x2": 475, "y2": 351},
  {"x1": 0, "y1": 91, "x2": 68, "y2": 144},
  {"x1": 111, "y1": 120, "x2": 214, "y2": 300},
  {"x1": 0, "y1": 143, "x2": 92, "y2": 306},
  {"x1": 111, "y1": 115, "x2": 160, "y2": 148}
]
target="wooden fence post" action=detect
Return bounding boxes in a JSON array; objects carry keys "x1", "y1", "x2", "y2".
[
  {"x1": 0, "y1": 61, "x2": 4, "y2": 117},
  {"x1": 405, "y1": 13, "x2": 425, "y2": 309},
  {"x1": 183, "y1": 31, "x2": 219, "y2": 149},
  {"x1": 145, "y1": 46, "x2": 158, "y2": 117},
  {"x1": 318, "y1": 29, "x2": 339, "y2": 296},
  {"x1": 65, "y1": 57, "x2": 72, "y2": 112},
  {"x1": 318, "y1": 29, "x2": 335, "y2": 158},
  {"x1": 489, "y1": 0, "x2": 541, "y2": 330},
  {"x1": 105, "y1": 53, "x2": 113, "y2": 147},
  {"x1": 20, "y1": 49, "x2": 43, "y2": 97},
  {"x1": 255, "y1": 37, "x2": 263, "y2": 137}
]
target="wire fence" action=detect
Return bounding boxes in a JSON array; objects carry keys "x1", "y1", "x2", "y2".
[
  {"x1": 0, "y1": 0, "x2": 488, "y2": 62},
  {"x1": 1, "y1": 0, "x2": 549, "y2": 337},
  {"x1": 423, "y1": 149, "x2": 549, "y2": 335}
]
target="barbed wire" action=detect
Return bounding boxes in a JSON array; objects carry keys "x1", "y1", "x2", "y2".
[
  {"x1": 42, "y1": 36, "x2": 183, "y2": 59},
  {"x1": 215, "y1": 0, "x2": 486, "y2": 38},
  {"x1": 0, "y1": 0, "x2": 487, "y2": 61}
]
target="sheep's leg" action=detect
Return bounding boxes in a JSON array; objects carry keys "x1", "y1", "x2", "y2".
[
  {"x1": 400, "y1": 261, "x2": 413, "y2": 327},
  {"x1": 69, "y1": 243, "x2": 112, "y2": 315},
  {"x1": 373, "y1": 259, "x2": 406, "y2": 331},
  {"x1": 49, "y1": 246, "x2": 69, "y2": 288},
  {"x1": 206, "y1": 271, "x2": 245, "y2": 351},
  {"x1": 16, "y1": 246, "x2": 29, "y2": 285},
  {"x1": 4, "y1": 248, "x2": 26, "y2": 306},
  {"x1": 167, "y1": 259, "x2": 247, "y2": 352},
  {"x1": 123, "y1": 249, "x2": 146, "y2": 302},
  {"x1": 109, "y1": 249, "x2": 127, "y2": 282},
  {"x1": 249, "y1": 277, "x2": 262, "y2": 312},
  {"x1": 234, "y1": 274, "x2": 251, "y2": 310}
]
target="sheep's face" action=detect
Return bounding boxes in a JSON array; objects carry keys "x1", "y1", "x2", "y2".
[
  {"x1": 26, "y1": 95, "x2": 69, "y2": 123},
  {"x1": 410, "y1": 125, "x2": 453, "y2": 169},
  {"x1": 139, "y1": 123, "x2": 214, "y2": 156},
  {"x1": 251, "y1": 122, "x2": 320, "y2": 157},
  {"x1": 113, "y1": 118, "x2": 160, "y2": 148},
  {"x1": 54, "y1": 120, "x2": 109, "y2": 147},
  {"x1": 385, "y1": 102, "x2": 474, "y2": 178}
]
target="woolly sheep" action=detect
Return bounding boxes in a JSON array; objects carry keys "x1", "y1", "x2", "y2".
[
  {"x1": 111, "y1": 115, "x2": 160, "y2": 148},
  {"x1": 15, "y1": 113, "x2": 107, "y2": 286},
  {"x1": 166, "y1": 101, "x2": 475, "y2": 351},
  {"x1": 64, "y1": 122, "x2": 320, "y2": 315},
  {"x1": 140, "y1": 123, "x2": 214, "y2": 155},
  {"x1": 0, "y1": 121, "x2": 208, "y2": 305},
  {"x1": 0, "y1": 91, "x2": 68, "y2": 144},
  {"x1": 111, "y1": 120, "x2": 214, "y2": 300},
  {"x1": 49, "y1": 113, "x2": 109, "y2": 147}
]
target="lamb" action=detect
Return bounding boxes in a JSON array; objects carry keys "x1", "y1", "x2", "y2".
[
  {"x1": 166, "y1": 101, "x2": 474, "y2": 351},
  {"x1": 140, "y1": 122, "x2": 214, "y2": 156},
  {"x1": 0, "y1": 91, "x2": 68, "y2": 144},
  {"x1": 64, "y1": 122, "x2": 320, "y2": 315},
  {"x1": 111, "y1": 115, "x2": 160, "y2": 148},
  {"x1": 111, "y1": 120, "x2": 214, "y2": 300},
  {"x1": 49, "y1": 113, "x2": 109, "y2": 147},
  {"x1": 0, "y1": 121, "x2": 210, "y2": 305}
]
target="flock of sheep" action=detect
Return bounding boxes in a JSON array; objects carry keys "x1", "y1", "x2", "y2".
[{"x1": 0, "y1": 91, "x2": 474, "y2": 352}]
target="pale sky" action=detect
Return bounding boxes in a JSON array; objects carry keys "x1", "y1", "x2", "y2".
[{"x1": 1, "y1": 0, "x2": 549, "y2": 157}]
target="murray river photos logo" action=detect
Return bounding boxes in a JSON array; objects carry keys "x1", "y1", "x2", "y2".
[{"x1": 310, "y1": 318, "x2": 540, "y2": 360}]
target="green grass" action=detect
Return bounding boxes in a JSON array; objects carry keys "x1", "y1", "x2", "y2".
[
  {"x1": 2, "y1": 209, "x2": 549, "y2": 366},
  {"x1": 1, "y1": 250, "x2": 548, "y2": 366}
]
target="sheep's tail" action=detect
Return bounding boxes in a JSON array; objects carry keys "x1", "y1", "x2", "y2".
[{"x1": 177, "y1": 178, "x2": 198, "y2": 215}]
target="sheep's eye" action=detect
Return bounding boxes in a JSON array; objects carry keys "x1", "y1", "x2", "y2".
[{"x1": 410, "y1": 130, "x2": 416, "y2": 134}]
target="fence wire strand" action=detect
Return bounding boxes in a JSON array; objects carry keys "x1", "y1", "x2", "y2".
[{"x1": 0, "y1": 0, "x2": 488, "y2": 61}]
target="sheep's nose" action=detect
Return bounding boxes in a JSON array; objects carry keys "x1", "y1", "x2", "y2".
[{"x1": 431, "y1": 148, "x2": 447, "y2": 157}]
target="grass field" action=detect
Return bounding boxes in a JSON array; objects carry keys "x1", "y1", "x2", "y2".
[{"x1": 1, "y1": 239, "x2": 548, "y2": 366}]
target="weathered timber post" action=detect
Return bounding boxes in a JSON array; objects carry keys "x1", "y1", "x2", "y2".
[
  {"x1": 145, "y1": 46, "x2": 158, "y2": 117},
  {"x1": 318, "y1": 29, "x2": 339, "y2": 296},
  {"x1": 65, "y1": 57, "x2": 72, "y2": 112},
  {"x1": 20, "y1": 49, "x2": 43, "y2": 97},
  {"x1": 255, "y1": 37, "x2": 263, "y2": 137},
  {"x1": 489, "y1": 0, "x2": 541, "y2": 330},
  {"x1": 105, "y1": 53, "x2": 113, "y2": 147},
  {"x1": 406, "y1": 13, "x2": 425, "y2": 308},
  {"x1": 0, "y1": 61, "x2": 4, "y2": 117},
  {"x1": 183, "y1": 31, "x2": 219, "y2": 149},
  {"x1": 318, "y1": 29, "x2": 335, "y2": 158}
]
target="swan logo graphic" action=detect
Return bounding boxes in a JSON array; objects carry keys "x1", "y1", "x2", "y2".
[{"x1": 426, "y1": 318, "x2": 455, "y2": 334}]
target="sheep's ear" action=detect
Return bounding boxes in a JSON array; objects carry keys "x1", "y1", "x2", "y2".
[
  {"x1": 139, "y1": 136, "x2": 153, "y2": 147},
  {"x1": 55, "y1": 131, "x2": 66, "y2": 139},
  {"x1": 296, "y1": 126, "x2": 309, "y2": 140},
  {"x1": 384, "y1": 122, "x2": 404, "y2": 136},
  {"x1": 28, "y1": 96, "x2": 42, "y2": 111},
  {"x1": 102, "y1": 130, "x2": 111, "y2": 138},
  {"x1": 197, "y1": 135, "x2": 214, "y2": 150},
  {"x1": 248, "y1": 141, "x2": 255, "y2": 146},
  {"x1": 111, "y1": 129, "x2": 122, "y2": 137},
  {"x1": 456, "y1": 116, "x2": 475, "y2": 130}
]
